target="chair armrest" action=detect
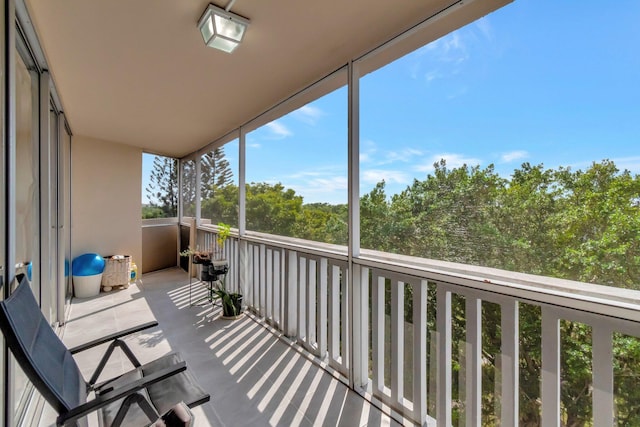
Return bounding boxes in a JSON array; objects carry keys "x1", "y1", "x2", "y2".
[
  {"x1": 57, "y1": 361, "x2": 187, "y2": 426},
  {"x1": 69, "y1": 321, "x2": 159, "y2": 354}
]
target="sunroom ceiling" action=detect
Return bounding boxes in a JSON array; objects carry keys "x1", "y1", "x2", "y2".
[{"x1": 25, "y1": 0, "x2": 509, "y2": 158}]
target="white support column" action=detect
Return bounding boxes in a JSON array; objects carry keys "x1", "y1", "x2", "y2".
[
  {"x1": 194, "y1": 155, "x2": 201, "y2": 226},
  {"x1": 593, "y1": 325, "x2": 614, "y2": 427},
  {"x1": 318, "y1": 257, "x2": 328, "y2": 359},
  {"x1": 391, "y1": 280, "x2": 404, "y2": 406},
  {"x1": 177, "y1": 159, "x2": 183, "y2": 221},
  {"x1": 501, "y1": 300, "x2": 519, "y2": 427},
  {"x1": 413, "y1": 279, "x2": 428, "y2": 425},
  {"x1": 466, "y1": 297, "x2": 482, "y2": 427},
  {"x1": 347, "y1": 58, "x2": 362, "y2": 391},
  {"x1": 372, "y1": 273, "x2": 384, "y2": 393},
  {"x1": 284, "y1": 250, "x2": 298, "y2": 337},
  {"x1": 347, "y1": 61, "x2": 360, "y2": 260},
  {"x1": 238, "y1": 126, "x2": 246, "y2": 236},
  {"x1": 541, "y1": 307, "x2": 560, "y2": 427},
  {"x1": 436, "y1": 287, "x2": 452, "y2": 426}
]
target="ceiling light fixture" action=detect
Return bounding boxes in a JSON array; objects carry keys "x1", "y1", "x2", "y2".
[{"x1": 198, "y1": 1, "x2": 250, "y2": 53}]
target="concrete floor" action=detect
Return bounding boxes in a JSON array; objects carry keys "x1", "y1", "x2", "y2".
[{"x1": 40, "y1": 268, "x2": 402, "y2": 427}]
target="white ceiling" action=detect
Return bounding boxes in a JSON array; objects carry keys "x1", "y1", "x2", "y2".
[{"x1": 24, "y1": 0, "x2": 510, "y2": 158}]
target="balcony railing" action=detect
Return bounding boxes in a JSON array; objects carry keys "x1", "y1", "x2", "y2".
[{"x1": 195, "y1": 225, "x2": 640, "y2": 427}]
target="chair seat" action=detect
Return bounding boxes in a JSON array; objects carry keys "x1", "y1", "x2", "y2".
[{"x1": 96, "y1": 352, "x2": 209, "y2": 426}]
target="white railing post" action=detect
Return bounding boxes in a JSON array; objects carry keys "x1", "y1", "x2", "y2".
[
  {"x1": 351, "y1": 264, "x2": 368, "y2": 390},
  {"x1": 341, "y1": 264, "x2": 350, "y2": 372},
  {"x1": 466, "y1": 297, "x2": 482, "y2": 427},
  {"x1": 318, "y1": 257, "x2": 328, "y2": 359},
  {"x1": 307, "y1": 258, "x2": 317, "y2": 351},
  {"x1": 252, "y1": 244, "x2": 260, "y2": 314},
  {"x1": 541, "y1": 307, "x2": 560, "y2": 427},
  {"x1": 259, "y1": 244, "x2": 266, "y2": 316},
  {"x1": 298, "y1": 256, "x2": 307, "y2": 343},
  {"x1": 391, "y1": 279, "x2": 405, "y2": 406},
  {"x1": 372, "y1": 273, "x2": 384, "y2": 394},
  {"x1": 436, "y1": 287, "x2": 452, "y2": 426},
  {"x1": 266, "y1": 247, "x2": 273, "y2": 322},
  {"x1": 328, "y1": 263, "x2": 339, "y2": 362},
  {"x1": 501, "y1": 300, "x2": 519, "y2": 427},
  {"x1": 273, "y1": 249, "x2": 281, "y2": 326},
  {"x1": 284, "y1": 250, "x2": 297, "y2": 337},
  {"x1": 239, "y1": 239, "x2": 248, "y2": 305},
  {"x1": 413, "y1": 279, "x2": 428, "y2": 425},
  {"x1": 593, "y1": 325, "x2": 614, "y2": 427}
]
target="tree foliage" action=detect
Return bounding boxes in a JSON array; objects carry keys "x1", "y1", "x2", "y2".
[{"x1": 144, "y1": 155, "x2": 178, "y2": 218}]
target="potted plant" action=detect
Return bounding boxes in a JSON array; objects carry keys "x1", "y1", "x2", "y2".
[
  {"x1": 179, "y1": 247, "x2": 211, "y2": 264},
  {"x1": 211, "y1": 277, "x2": 242, "y2": 318},
  {"x1": 212, "y1": 222, "x2": 242, "y2": 318},
  {"x1": 215, "y1": 222, "x2": 231, "y2": 259}
]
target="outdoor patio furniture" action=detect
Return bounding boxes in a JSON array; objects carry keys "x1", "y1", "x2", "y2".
[{"x1": 0, "y1": 274, "x2": 210, "y2": 426}]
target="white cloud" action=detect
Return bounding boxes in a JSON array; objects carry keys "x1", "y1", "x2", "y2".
[
  {"x1": 613, "y1": 156, "x2": 640, "y2": 174},
  {"x1": 248, "y1": 143, "x2": 261, "y2": 149},
  {"x1": 293, "y1": 105, "x2": 324, "y2": 125},
  {"x1": 361, "y1": 144, "x2": 423, "y2": 166},
  {"x1": 362, "y1": 169, "x2": 411, "y2": 185},
  {"x1": 475, "y1": 17, "x2": 494, "y2": 42},
  {"x1": 360, "y1": 152, "x2": 372, "y2": 163},
  {"x1": 501, "y1": 150, "x2": 529, "y2": 163},
  {"x1": 425, "y1": 70, "x2": 442, "y2": 82},
  {"x1": 284, "y1": 174, "x2": 348, "y2": 204},
  {"x1": 360, "y1": 139, "x2": 379, "y2": 163},
  {"x1": 287, "y1": 170, "x2": 325, "y2": 179},
  {"x1": 438, "y1": 32, "x2": 469, "y2": 64},
  {"x1": 377, "y1": 148, "x2": 424, "y2": 165},
  {"x1": 265, "y1": 121, "x2": 292, "y2": 139},
  {"x1": 415, "y1": 153, "x2": 482, "y2": 172}
]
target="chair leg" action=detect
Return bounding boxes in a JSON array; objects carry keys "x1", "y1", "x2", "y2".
[{"x1": 110, "y1": 392, "x2": 159, "y2": 427}]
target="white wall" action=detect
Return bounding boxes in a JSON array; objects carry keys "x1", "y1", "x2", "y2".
[{"x1": 71, "y1": 136, "x2": 143, "y2": 273}]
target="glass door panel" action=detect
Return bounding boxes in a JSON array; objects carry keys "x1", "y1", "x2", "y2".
[{"x1": 13, "y1": 48, "x2": 39, "y2": 422}]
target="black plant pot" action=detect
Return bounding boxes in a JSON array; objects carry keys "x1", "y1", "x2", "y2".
[
  {"x1": 192, "y1": 254, "x2": 211, "y2": 264},
  {"x1": 201, "y1": 270, "x2": 219, "y2": 282},
  {"x1": 222, "y1": 294, "x2": 243, "y2": 318}
]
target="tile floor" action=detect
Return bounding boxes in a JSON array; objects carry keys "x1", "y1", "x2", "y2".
[{"x1": 39, "y1": 268, "x2": 403, "y2": 427}]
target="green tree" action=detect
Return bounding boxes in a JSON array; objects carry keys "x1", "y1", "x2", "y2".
[
  {"x1": 182, "y1": 159, "x2": 197, "y2": 216},
  {"x1": 555, "y1": 160, "x2": 640, "y2": 287},
  {"x1": 145, "y1": 155, "x2": 178, "y2": 217},
  {"x1": 245, "y1": 182, "x2": 303, "y2": 236},
  {"x1": 201, "y1": 147, "x2": 233, "y2": 200},
  {"x1": 201, "y1": 184, "x2": 239, "y2": 228},
  {"x1": 142, "y1": 205, "x2": 166, "y2": 219},
  {"x1": 295, "y1": 202, "x2": 348, "y2": 245}
]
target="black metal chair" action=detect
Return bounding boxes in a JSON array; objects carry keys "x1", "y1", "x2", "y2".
[{"x1": 0, "y1": 274, "x2": 210, "y2": 426}]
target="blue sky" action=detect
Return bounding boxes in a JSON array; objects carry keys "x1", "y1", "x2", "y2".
[{"x1": 145, "y1": 0, "x2": 640, "y2": 205}]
